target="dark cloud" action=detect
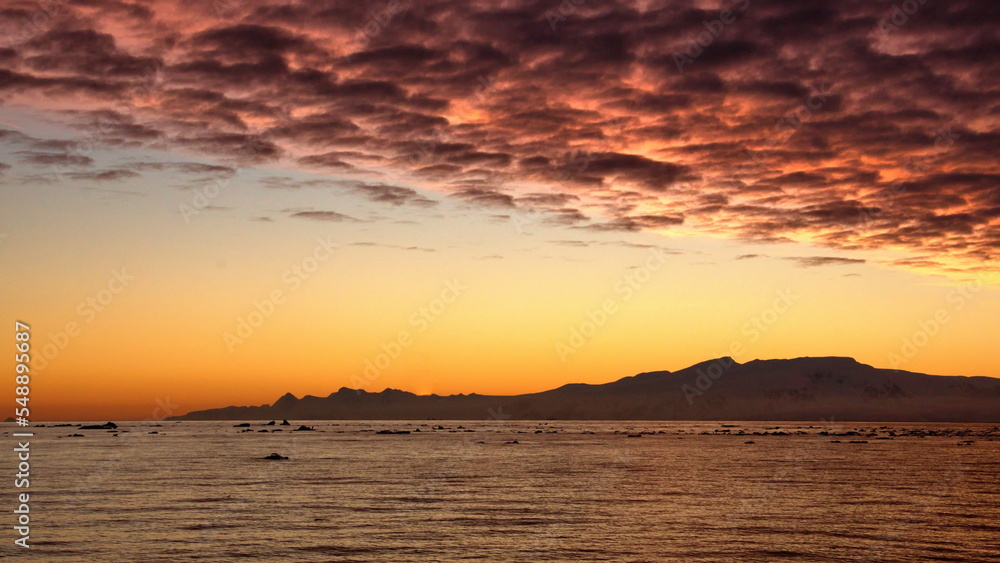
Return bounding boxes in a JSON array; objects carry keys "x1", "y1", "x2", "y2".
[
  {"x1": 175, "y1": 133, "x2": 283, "y2": 163},
  {"x1": 271, "y1": 114, "x2": 360, "y2": 147},
  {"x1": 449, "y1": 188, "x2": 516, "y2": 208},
  {"x1": 785, "y1": 256, "x2": 867, "y2": 268},
  {"x1": 348, "y1": 182, "x2": 438, "y2": 208},
  {"x1": 23, "y1": 29, "x2": 161, "y2": 79},
  {"x1": 259, "y1": 176, "x2": 331, "y2": 189},
  {"x1": 0, "y1": 0, "x2": 995, "y2": 271},
  {"x1": 64, "y1": 169, "x2": 140, "y2": 182},
  {"x1": 573, "y1": 152, "x2": 692, "y2": 191},
  {"x1": 130, "y1": 161, "x2": 236, "y2": 177},
  {"x1": 296, "y1": 153, "x2": 355, "y2": 170},
  {"x1": 289, "y1": 211, "x2": 361, "y2": 222},
  {"x1": 541, "y1": 207, "x2": 590, "y2": 226},
  {"x1": 17, "y1": 151, "x2": 93, "y2": 167},
  {"x1": 189, "y1": 24, "x2": 316, "y2": 59},
  {"x1": 515, "y1": 192, "x2": 580, "y2": 207},
  {"x1": 349, "y1": 242, "x2": 435, "y2": 252},
  {"x1": 260, "y1": 176, "x2": 437, "y2": 208}
]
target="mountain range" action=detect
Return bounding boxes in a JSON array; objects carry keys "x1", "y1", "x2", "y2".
[{"x1": 170, "y1": 357, "x2": 1000, "y2": 422}]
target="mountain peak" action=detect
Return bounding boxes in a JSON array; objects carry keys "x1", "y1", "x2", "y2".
[
  {"x1": 272, "y1": 392, "x2": 298, "y2": 408},
  {"x1": 684, "y1": 356, "x2": 740, "y2": 371}
]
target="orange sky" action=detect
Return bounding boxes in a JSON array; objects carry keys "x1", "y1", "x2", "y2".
[
  {"x1": 0, "y1": 0, "x2": 997, "y2": 420},
  {"x1": 2, "y1": 187, "x2": 997, "y2": 420}
]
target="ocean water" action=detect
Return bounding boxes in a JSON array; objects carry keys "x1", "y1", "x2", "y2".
[{"x1": 2, "y1": 420, "x2": 998, "y2": 562}]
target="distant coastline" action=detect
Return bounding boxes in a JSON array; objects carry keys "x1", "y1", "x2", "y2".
[{"x1": 169, "y1": 357, "x2": 1000, "y2": 422}]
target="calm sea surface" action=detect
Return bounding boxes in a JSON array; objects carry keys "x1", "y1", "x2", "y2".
[{"x1": 2, "y1": 421, "x2": 998, "y2": 562}]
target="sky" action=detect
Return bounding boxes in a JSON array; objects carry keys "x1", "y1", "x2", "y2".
[{"x1": 0, "y1": 0, "x2": 997, "y2": 420}]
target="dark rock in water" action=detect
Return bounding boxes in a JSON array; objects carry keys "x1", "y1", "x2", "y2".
[
  {"x1": 745, "y1": 440, "x2": 755, "y2": 444},
  {"x1": 80, "y1": 422, "x2": 117, "y2": 430},
  {"x1": 627, "y1": 434, "x2": 642, "y2": 438},
  {"x1": 376, "y1": 430, "x2": 410, "y2": 435},
  {"x1": 271, "y1": 429, "x2": 282, "y2": 432},
  {"x1": 67, "y1": 434, "x2": 85, "y2": 437},
  {"x1": 263, "y1": 453, "x2": 288, "y2": 460},
  {"x1": 257, "y1": 429, "x2": 269, "y2": 433},
  {"x1": 293, "y1": 425, "x2": 315, "y2": 431},
  {"x1": 280, "y1": 419, "x2": 291, "y2": 426},
  {"x1": 233, "y1": 423, "x2": 251, "y2": 427},
  {"x1": 148, "y1": 431, "x2": 158, "y2": 434},
  {"x1": 505, "y1": 440, "x2": 519, "y2": 444},
  {"x1": 266, "y1": 420, "x2": 276, "y2": 426}
]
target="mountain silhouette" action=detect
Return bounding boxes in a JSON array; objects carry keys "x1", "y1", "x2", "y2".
[{"x1": 170, "y1": 357, "x2": 1000, "y2": 422}]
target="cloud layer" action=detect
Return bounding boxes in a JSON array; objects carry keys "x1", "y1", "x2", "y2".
[{"x1": 1, "y1": 0, "x2": 996, "y2": 272}]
